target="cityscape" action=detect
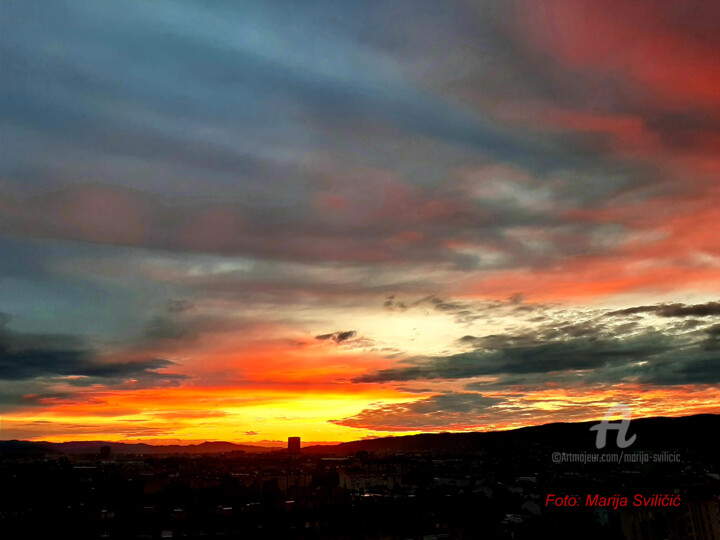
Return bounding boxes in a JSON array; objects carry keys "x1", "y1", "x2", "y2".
[
  {"x1": 3, "y1": 1, "x2": 720, "y2": 538},
  {"x1": 2, "y1": 415, "x2": 719, "y2": 539}
]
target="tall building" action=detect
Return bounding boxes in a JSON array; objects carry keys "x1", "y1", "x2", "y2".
[{"x1": 288, "y1": 437, "x2": 301, "y2": 454}]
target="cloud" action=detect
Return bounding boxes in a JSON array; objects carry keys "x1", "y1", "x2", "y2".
[
  {"x1": 3, "y1": 0, "x2": 718, "y2": 280},
  {"x1": 606, "y1": 300, "x2": 720, "y2": 318},
  {"x1": 0, "y1": 318, "x2": 186, "y2": 388},
  {"x1": 355, "y1": 331, "x2": 672, "y2": 383},
  {"x1": 315, "y1": 330, "x2": 357, "y2": 343},
  {"x1": 0, "y1": 419, "x2": 176, "y2": 440},
  {"x1": 383, "y1": 295, "x2": 407, "y2": 311},
  {"x1": 1, "y1": 0, "x2": 665, "y2": 277},
  {"x1": 355, "y1": 306, "x2": 720, "y2": 388},
  {"x1": 331, "y1": 392, "x2": 502, "y2": 431},
  {"x1": 383, "y1": 294, "x2": 549, "y2": 327}
]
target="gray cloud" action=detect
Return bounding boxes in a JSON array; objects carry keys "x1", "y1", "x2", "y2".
[
  {"x1": 331, "y1": 391, "x2": 502, "y2": 431},
  {"x1": 383, "y1": 294, "x2": 551, "y2": 327},
  {"x1": 1, "y1": 0, "x2": 660, "y2": 275},
  {"x1": 356, "y1": 331, "x2": 673, "y2": 383},
  {"x1": 607, "y1": 300, "x2": 720, "y2": 318},
  {"x1": 315, "y1": 330, "x2": 357, "y2": 343},
  {"x1": 356, "y1": 311, "x2": 720, "y2": 387},
  {"x1": 0, "y1": 317, "x2": 186, "y2": 386}
]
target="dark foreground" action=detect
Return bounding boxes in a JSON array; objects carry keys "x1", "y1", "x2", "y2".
[{"x1": 1, "y1": 416, "x2": 719, "y2": 539}]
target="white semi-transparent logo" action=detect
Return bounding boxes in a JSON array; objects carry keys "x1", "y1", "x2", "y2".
[{"x1": 589, "y1": 404, "x2": 637, "y2": 449}]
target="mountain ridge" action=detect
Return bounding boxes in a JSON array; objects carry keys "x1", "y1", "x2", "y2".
[{"x1": 2, "y1": 413, "x2": 718, "y2": 456}]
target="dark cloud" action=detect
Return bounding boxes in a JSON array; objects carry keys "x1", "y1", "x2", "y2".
[
  {"x1": 454, "y1": 316, "x2": 634, "y2": 351},
  {"x1": 331, "y1": 392, "x2": 502, "y2": 431},
  {"x1": 0, "y1": 322, "x2": 186, "y2": 385},
  {"x1": 394, "y1": 386, "x2": 436, "y2": 394},
  {"x1": 335, "y1": 330, "x2": 357, "y2": 343},
  {"x1": 383, "y1": 295, "x2": 407, "y2": 311},
  {"x1": 357, "y1": 314, "x2": 720, "y2": 387},
  {"x1": 420, "y1": 295, "x2": 484, "y2": 325},
  {"x1": 606, "y1": 300, "x2": 720, "y2": 318},
  {"x1": 315, "y1": 330, "x2": 357, "y2": 343},
  {"x1": 384, "y1": 294, "x2": 550, "y2": 327},
  {"x1": 447, "y1": 295, "x2": 555, "y2": 323},
  {"x1": 356, "y1": 331, "x2": 672, "y2": 383},
  {"x1": 644, "y1": 360, "x2": 720, "y2": 385},
  {"x1": 701, "y1": 324, "x2": 720, "y2": 351}
]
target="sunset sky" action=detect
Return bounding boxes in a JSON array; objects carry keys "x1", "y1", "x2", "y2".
[{"x1": 2, "y1": 0, "x2": 720, "y2": 445}]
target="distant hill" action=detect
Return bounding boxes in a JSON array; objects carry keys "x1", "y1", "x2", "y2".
[
  {"x1": 2, "y1": 414, "x2": 718, "y2": 456},
  {"x1": 0, "y1": 440, "x2": 274, "y2": 455},
  {"x1": 0, "y1": 440, "x2": 61, "y2": 455},
  {"x1": 302, "y1": 413, "x2": 720, "y2": 455}
]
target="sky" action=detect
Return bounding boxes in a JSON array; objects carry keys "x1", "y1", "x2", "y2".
[{"x1": 2, "y1": 0, "x2": 720, "y2": 445}]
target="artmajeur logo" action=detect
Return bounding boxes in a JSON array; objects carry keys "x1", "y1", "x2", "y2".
[
  {"x1": 551, "y1": 405, "x2": 679, "y2": 464},
  {"x1": 589, "y1": 404, "x2": 637, "y2": 449}
]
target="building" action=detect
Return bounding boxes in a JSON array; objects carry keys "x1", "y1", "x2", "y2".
[{"x1": 288, "y1": 437, "x2": 301, "y2": 454}]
